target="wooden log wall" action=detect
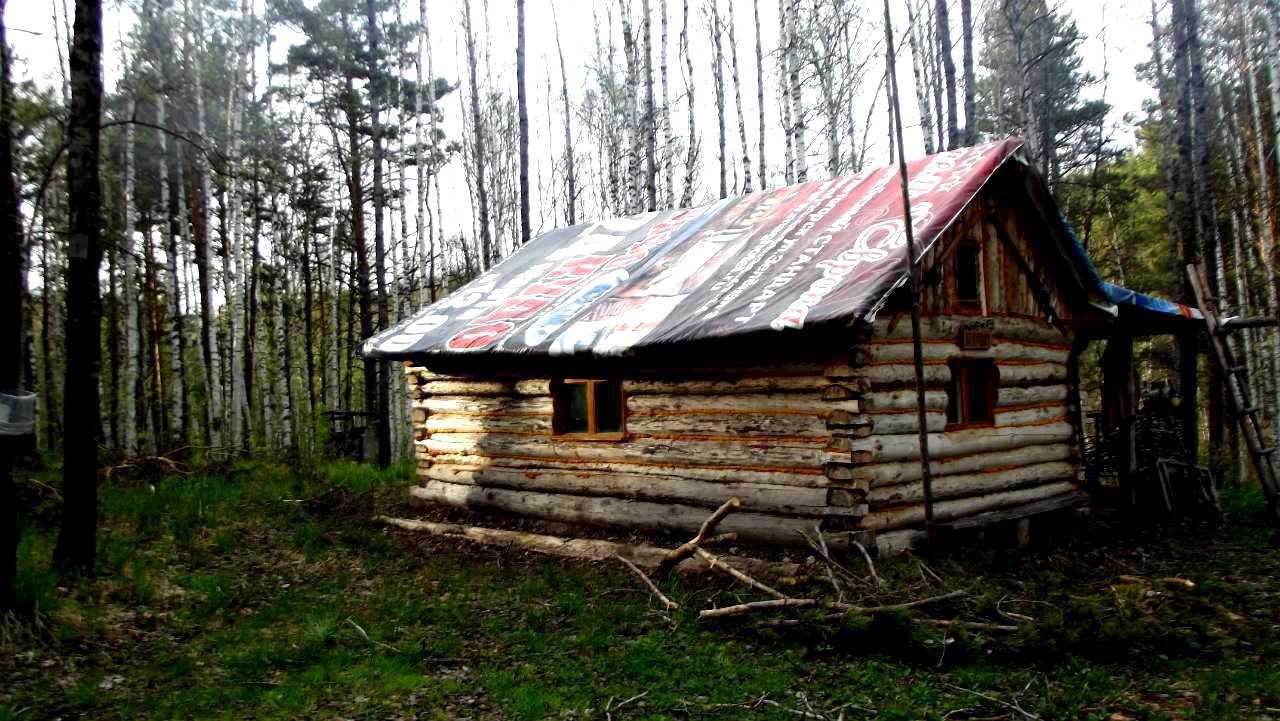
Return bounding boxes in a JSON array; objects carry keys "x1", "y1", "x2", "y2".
[
  {"x1": 406, "y1": 357, "x2": 869, "y2": 546},
  {"x1": 854, "y1": 314, "x2": 1086, "y2": 554}
]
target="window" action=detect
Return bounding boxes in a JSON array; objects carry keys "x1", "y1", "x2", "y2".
[
  {"x1": 552, "y1": 379, "x2": 625, "y2": 438},
  {"x1": 955, "y1": 241, "x2": 982, "y2": 309},
  {"x1": 947, "y1": 359, "x2": 998, "y2": 428}
]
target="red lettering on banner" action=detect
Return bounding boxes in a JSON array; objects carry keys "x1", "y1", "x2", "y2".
[
  {"x1": 446, "y1": 321, "x2": 515, "y2": 351},
  {"x1": 444, "y1": 254, "x2": 612, "y2": 351},
  {"x1": 476, "y1": 296, "x2": 553, "y2": 324}
]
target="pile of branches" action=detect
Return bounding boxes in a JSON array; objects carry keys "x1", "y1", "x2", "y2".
[{"x1": 615, "y1": 498, "x2": 1027, "y2": 634}]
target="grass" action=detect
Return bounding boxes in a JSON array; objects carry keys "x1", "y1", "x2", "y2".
[{"x1": 2, "y1": 459, "x2": 1278, "y2": 720}]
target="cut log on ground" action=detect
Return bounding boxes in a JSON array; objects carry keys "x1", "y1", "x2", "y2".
[{"x1": 376, "y1": 516, "x2": 798, "y2": 578}]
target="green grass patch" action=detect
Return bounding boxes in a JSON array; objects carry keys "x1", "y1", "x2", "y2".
[{"x1": 3, "y1": 458, "x2": 1277, "y2": 721}]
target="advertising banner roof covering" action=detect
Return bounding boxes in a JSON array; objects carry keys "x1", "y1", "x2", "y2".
[{"x1": 365, "y1": 138, "x2": 1114, "y2": 360}]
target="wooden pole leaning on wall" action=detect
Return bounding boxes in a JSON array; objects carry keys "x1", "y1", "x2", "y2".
[{"x1": 882, "y1": 0, "x2": 937, "y2": 548}]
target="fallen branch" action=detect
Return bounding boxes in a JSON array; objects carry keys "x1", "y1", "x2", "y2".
[
  {"x1": 694, "y1": 547, "x2": 789, "y2": 600},
  {"x1": 376, "y1": 516, "x2": 798, "y2": 579},
  {"x1": 922, "y1": 619, "x2": 1020, "y2": 633},
  {"x1": 613, "y1": 553, "x2": 678, "y2": 610},
  {"x1": 655, "y1": 497, "x2": 741, "y2": 577},
  {"x1": 941, "y1": 682, "x2": 1040, "y2": 720},
  {"x1": 700, "y1": 589, "x2": 966, "y2": 621},
  {"x1": 851, "y1": 540, "x2": 884, "y2": 588}
]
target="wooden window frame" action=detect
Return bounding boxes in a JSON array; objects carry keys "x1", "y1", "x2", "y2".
[
  {"x1": 954, "y1": 240, "x2": 984, "y2": 314},
  {"x1": 552, "y1": 378, "x2": 627, "y2": 441},
  {"x1": 946, "y1": 359, "x2": 998, "y2": 431}
]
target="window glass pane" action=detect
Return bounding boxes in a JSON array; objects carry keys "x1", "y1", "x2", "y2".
[
  {"x1": 594, "y1": 381, "x2": 623, "y2": 433},
  {"x1": 561, "y1": 383, "x2": 590, "y2": 433},
  {"x1": 956, "y1": 243, "x2": 980, "y2": 304},
  {"x1": 970, "y1": 362, "x2": 997, "y2": 424}
]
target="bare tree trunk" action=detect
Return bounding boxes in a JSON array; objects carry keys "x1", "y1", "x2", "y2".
[
  {"x1": 660, "y1": 0, "x2": 673, "y2": 207},
  {"x1": 157, "y1": 93, "x2": 186, "y2": 447},
  {"x1": 752, "y1": 0, "x2": 766, "y2": 187},
  {"x1": 0, "y1": 0, "x2": 23, "y2": 607},
  {"x1": 679, "y1": 0, "x2": 697, "y2": 207},
  {"x1": 726, "y1": 6, "x2": 752, "y2": 193},
  {"x1": 642, "y1": 0, "x2": 657, "y2": 210},
  {"x1": 710, "y1": 0, "x2": 726, "y2": 198},
  {"x1": 552, "y1": 7, "x2": 577, "y2": 225},
  {"x1": 960, "y1": 0, "x2": 975, "y2": 145},
  {"x1": 54, "y1": 0, "x2": 104, "y2": 576},
  {"x1": 1245, "y1": 31, "x2": 1280, "y2": 426},
  {"x1": 1171, "y1": 0, "x2": 1199, "y2": 464},
  {"x1": 778, "y1": 0, "x2": 793, "y2": 184},
  {"x1": 462, "y1": 0, "x2": 492, "y2": 268},
  {"x1": 365, "y1": 0, "x2": 391, "y2": 468},
  {"x1": 936, "y1": 0, "x2": 959, "y2": 149},
  {"x1": 516, "y1": 0, "x2": 530, "y2": 244},
  {"x1": 185, "y1": 0, "x2": 217, "y2": 444},
  {"x1": 787, "y1": 0, "x2": 806, "y2": 181},
  {"x1": 907, "y1": 0, "x2": 936, "y2": 155}
]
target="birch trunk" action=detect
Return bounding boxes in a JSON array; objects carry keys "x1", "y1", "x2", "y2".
[
  {"x1": 786, "y1": 0, "x2": 806, "y2": 181},
  {"x1": 936, "y1": 0, "x2": 959, "y2": 149},
  {"x1": 726, "y1": 5, "x2": 752, "y2": 193},
  {"x1": 516, "y1": 0, "x2": 530, "y2": 243},
  {"x1": 907, "y1": 0, "x2": 936, "y2": 155},
  {"x1": 462, "y1": 0, "x2": 493, "y2": 268},
  {"x1": 156, "y1": 94, "x2": 186, "y2": 447},
  {"x1": 552, "y1": 7, "x2": 577, "y2": 224},
  {"x1": 679, "y1": 0, "x2": 697, "y2": 207},
  {"x1": 778, "y1": 0, "x2": 794, "y2": 184},
  {"x1": 121, "y1": 97, "x2": 138, "y2": 454},
  {"x1": 710, "y1": 0, "x2": 727, "y2": 198},
  {"x1": 960, "y1": 0, "x2": 975, "y2": 145},
  {"x1": 753, "y1": 0, "x2": 766, "y2": 187},
  {"x1": 185, "y1": 0, "x2": 218, "y2": 444},
  {"x1": 642, "y1": 0, "x2": 658, "y2": 210}
]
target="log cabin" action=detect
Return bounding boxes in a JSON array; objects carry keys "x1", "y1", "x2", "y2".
[{"x1": 365, "y1": 138, "x2": 1202, "y2": 554}]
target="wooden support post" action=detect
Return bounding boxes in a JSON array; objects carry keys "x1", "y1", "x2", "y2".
[{"x1": 882, "y1": 0, "x2": 936, "y2": 546}]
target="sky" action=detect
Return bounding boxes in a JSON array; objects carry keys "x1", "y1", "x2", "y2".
[{"x1": 6, "y1": 0, "x2": 1157, "y2": 251}]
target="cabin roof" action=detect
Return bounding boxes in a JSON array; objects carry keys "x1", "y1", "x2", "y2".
[{"x1": 365, "y1": 139, "x2": 1173, "y2": 360}]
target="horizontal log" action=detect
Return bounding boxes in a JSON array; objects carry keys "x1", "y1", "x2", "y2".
[
  {"x1": 866, "y1": 339, "x2": 1070, "y2": 365},
  {"x1": 854, "y1": 363, "x2": 951, "y2": 388},
  {"x1": 846, "y1": 421, "x2": 1074, "y2": 464},
  {"x1": 419, "y1": 432, "x2": 847, "y2": 470},
  {"x1": 627, "y1": 393, "x2": 860, "y2": 416},
  {"x1": 422, "y1": 453, "x2": 829, "y2": 488},
  {"x1": 996, "y1": 404, "x2": 1068, "y2": 427},
  {"x1": 420, "y1": 464, "x2": 840, "y2": 514},
  {"x1": 378, "y1": 516, "x2": 799, "y2": 578},
  {"x1": 411, "y1": 481, "x2": 823, "y2": 544},
  {"x1": 424, "y1": 413, "x2": 552, "y2": 435},
  {"x1": 868, "y1": 315, "x2": 1070, "y2": 345},
  {"x1": 862, "y1": 411, "x2": 948, "y2": 435},
  {"x1": 415, "y1": 396, "x2": 552, "y2": 416},
  {"x1": 855, "y1": 443, "x2": 1076, "y2": 487},
  {"x1": 625, "y1": 411, "x2": 830, "y2": 438},
  {"x1": 938, "y1": 490, "x2": 1088, "y2": 530},
  {"x1": 417, "y1": 379, "x2": 550, "y2": 397},
  {"x1": 859, "y1": 481, "x2": 1081, "y2": 531},
  {"x1": 997, "y1": 384, "x2": 1068, "y2": 406},
  {"x1": 622, "y1": 377, "x2": 833, "y2": 395},
  {"x1": 862, "y1": 389, "x2": 949, "y2": 412},
  {"x1": 994, "y1": 362, "x2": 1067, "y2": 386},
  {"x1": 868, "y1": 461, "x2": 1077, "y2": 506}
]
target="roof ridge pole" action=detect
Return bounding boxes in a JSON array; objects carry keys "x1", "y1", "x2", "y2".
[{"x1": 882, "y1": 0, "x2": 937, "y2": 548}]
